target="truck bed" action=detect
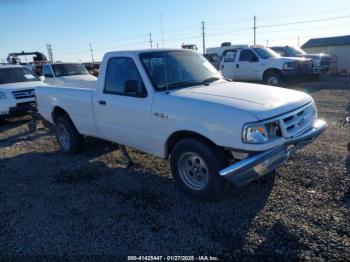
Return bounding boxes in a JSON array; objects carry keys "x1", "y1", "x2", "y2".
[{"x1": 36, "y1": 85, "x2": 98, "y2": 136}]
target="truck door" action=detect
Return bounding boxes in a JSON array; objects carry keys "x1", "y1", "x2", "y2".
[
  {"x1": 220, "y1": 50, "x2": 238, "y2": 80},
  {"x1": 43, "y1": 65, "x2": 56, "y2": 85},
  {"x1": 235, "y1": 49, "x2": 261, "y2": 81},
  {"x1": 93, "y1": 57, "x2": 152, "y2": 152}
]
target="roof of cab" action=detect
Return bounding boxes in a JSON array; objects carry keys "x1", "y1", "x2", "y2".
[{"x1": 104, "y1": 48, "x2": 198, "y2": 57}]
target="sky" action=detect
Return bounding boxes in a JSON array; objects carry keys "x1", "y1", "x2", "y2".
[{"x1": 1, "y1": 0, "x2": 350, "y2": 63}]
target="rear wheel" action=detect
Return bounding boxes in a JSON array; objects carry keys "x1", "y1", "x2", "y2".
[
  {"x1": 55, "y1": 116, "x2": 84, "y2": 154},
  {"x1": 170, "y1": 138, "x2": 229, "y2": 201},
  {"x1": 264, "y1": 71, "x2": 282, "y2": 86}
]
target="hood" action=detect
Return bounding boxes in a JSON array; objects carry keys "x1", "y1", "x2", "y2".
[
  {"x1": 58, "y1": 74, "x2": 97, "y2": 88},
  {"x1": 171, "y1": 81, "x2": 312, "y2": 120},
  {"x1": 298, "y1": 53, "x2": 331, "y2": 60},
  {"x1": 0, "y1": 80, "x2": 48, "y2": 90},
  {"x1": 269, "y1": 56, "x2": 309, "y2": 63}
]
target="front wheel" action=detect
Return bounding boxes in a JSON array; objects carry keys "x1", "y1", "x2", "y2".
[
  {"x1": 170, "y1": 139, "x2": 229, "y2": 201},
  {"x1": 263, "y1": 71, "x2": 282, "y2": 86}
]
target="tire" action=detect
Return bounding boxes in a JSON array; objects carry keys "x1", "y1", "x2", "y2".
[
  {"x1": 170, "y1": 138, "x2": 230, "y2": 201},
  {"x1": 55, "y1": 116, "x2": 84, "y2": 154},
  {"x1": 263, "y1": 71, "x2": 282, "y2": 86}
]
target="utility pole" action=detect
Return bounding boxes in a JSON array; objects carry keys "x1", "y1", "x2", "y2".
[
  {"x1": 297, "y1": 36, "x2": 300, "y2": 47},
  {"x1": 201, "y1": 21, "x2": 206, "y2": 54},
  {"x1": 46, "y1": 44, "x2": 53, "y2": 62},
  {"x1": 156, "y1": 43, "x2": 159, "y2": 48},
  {"x1": 89, "y1": 43, "x2": 95, "y2": 63},
  {"x1": 149, "y1": 33, "x2": 153, "y2": 48},
  {"x1": 253, "y1": 16, "x2": 257, "y2": 46},
  {"x1": 266, "y1": 40, "x2": 269, "y2": 47}
]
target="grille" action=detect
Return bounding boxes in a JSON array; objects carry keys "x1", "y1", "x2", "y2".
[
  {"x1": 320, "y1": 57, "x2": 332, "y2": 66},
  {"x1": 12, "y1": 89, "x2": 35, "y2": 100},
  {"x1": 298, "y1": 61, "x2": 312, "y2": 73},
  {"x1": 279, "y1": 103, "x2": 316, "y2": 138}
]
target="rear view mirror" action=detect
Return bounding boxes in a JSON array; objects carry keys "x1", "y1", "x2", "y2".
[
  {"x1": 124, "y1": 80, "x2": 139, "y2": 94},
  {"x1": 39, "y1": 76, "x2": 45, "y2": 81}
]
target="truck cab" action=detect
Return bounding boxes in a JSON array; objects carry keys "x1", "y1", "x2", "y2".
[
  {"x1": 42, "y1": 63, "x2": 97, "y2": 88},
  {"x1": 220, "y1": 47, "x2": 312, "y2": 86}
]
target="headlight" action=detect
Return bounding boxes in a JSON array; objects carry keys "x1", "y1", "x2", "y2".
[
  {"x1": 243, "y1": 121, "x2": 281, "y2": 144},
  {"x1": 283, "y1": 62, "x2": 297, "y2": 70},
  {"x1": 0, "y1": 91, "x2": 7, "y2": 99},
  {"x1": 243, "y1": 125, "x2": 268, "y2": 144}
]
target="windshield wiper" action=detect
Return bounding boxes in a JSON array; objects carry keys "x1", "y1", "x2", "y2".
[
  {"x1": 166, "y1": 81, "x2": 203, "y2": 89},
  {"x1": 201, "y1": 77, "x2": 221, "y2": 84}
]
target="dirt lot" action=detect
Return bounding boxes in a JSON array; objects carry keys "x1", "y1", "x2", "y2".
[{"x1": 0, "y1": 77, "x2": 349, "y2": 260}]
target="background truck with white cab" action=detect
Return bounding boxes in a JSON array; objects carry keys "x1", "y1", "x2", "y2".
[
  {"x1": 41, "y1": 63, "x2": 97, "y2": 88},
  {"x1": 36, "y1": 49, "x2": 327, "y2": 200},
  {"x1": 219, "y1": 46, "x2": 312, "y2": 86}
]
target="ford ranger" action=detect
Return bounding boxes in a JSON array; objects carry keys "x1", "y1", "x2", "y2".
[{"x1": 36, "y1": 49, "x2": 327, "y2": 200}]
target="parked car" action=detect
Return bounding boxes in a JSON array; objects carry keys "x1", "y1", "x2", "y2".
[
  {"x1": 83, "y1": 62, "x2": 100, "y2": 77},
  {"x1": 42, "y1": 63, "x2": 97, "y2": 88},
  {"x1": 271, "y1": 46, "x2": 332, "y2": 77},
  {"x1": 220, "y1": 47, "x2": 312, "y2": 86},
  {"x1": 0, "y1": 65, "x2": 47, "y2": 118},
  {"x1": 204, "y1": 53, "x2": 221, "y2": 70},
  {"x1": 36, "y1": 49, "x2": 326, "y2": 200}
]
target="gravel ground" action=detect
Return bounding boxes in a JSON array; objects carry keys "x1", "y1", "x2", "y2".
[{"x1": 0, "y1": 77, "x2": 349, "y2": 260}]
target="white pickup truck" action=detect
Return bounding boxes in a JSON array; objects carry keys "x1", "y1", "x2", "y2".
[
  {"x1": 220, "y1": 47, "x2": 312, "y2": 86},
  {"x1": 0, "y1": 65, "x2": 47, "y2": 118},
  {"x1": 36, "y1": 49, "x2": 326, "y2": 200},
  {"x1": 42, "y1": 63, "x2": 97, "y2": 88}
]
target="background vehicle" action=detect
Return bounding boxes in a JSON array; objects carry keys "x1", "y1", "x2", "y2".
[
  {"x1": 83, "y1": 62, "x2": 101, "y2": 77},
  {"x1": 204, "y1": 53, "x2": 221, "y2": 70},
  {"x1": 220, "y1": 46, "x2": 312, "y2": 85},
  {"x1": 271, "y1": 46, "x2": 332, "y2": 77},
  {"x1": 42, "y1": 63, "x2": 97, "y2": 88},
  {"x1": 0, "y1": 65, "x2": 47, "y2": 118},
  {"x1": 36, "y1": 49, "x2": 326, "y2": 200}
]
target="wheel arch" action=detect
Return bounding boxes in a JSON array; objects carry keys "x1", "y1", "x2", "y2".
[
  {"x1": 262, "y1": 68, "x2": 282, "y2": 81},
  {"x1": 165, "y1": 130, "x2": 222, "y2": 159}
]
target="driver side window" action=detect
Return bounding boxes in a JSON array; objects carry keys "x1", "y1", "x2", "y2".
[
  {"x1": 239, "y1": 50, "x2": 258, "y2": 62},
  {"x1": 104, "y1": 57, "x2": 147, "y2": 97}
]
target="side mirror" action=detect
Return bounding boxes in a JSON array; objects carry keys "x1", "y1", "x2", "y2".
[
  {"x1": 124, "y1": 80, "x2": 139, "y2": 94},
  {"x1": 39, "y1": 76, "x2": 45, "y2": 81}
]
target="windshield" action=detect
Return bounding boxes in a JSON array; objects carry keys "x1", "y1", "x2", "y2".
[
  {"x1": 52, "y1": 63, "x2": 89, "y2": 77},
  {"x1": 253, "y1": 48, "x2": 280, "y2": 59},
  {"x1": 140, "y1": 51, "x2": 221, "y2": 91},
  {"x1": 0, "y1": 67, "x2": 39, "y2": 84},
  {"x1": 285, "y1": 46, "x2": 305, "y2": 56}
]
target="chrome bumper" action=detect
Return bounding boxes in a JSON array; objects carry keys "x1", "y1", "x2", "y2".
[{"x1": 219, "y1": 119, "x2": 327, "y2": 186}]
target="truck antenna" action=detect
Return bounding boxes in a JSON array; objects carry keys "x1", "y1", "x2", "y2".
[{"x1": 160, "y1": 13, "x2": 169, "y2": 94}]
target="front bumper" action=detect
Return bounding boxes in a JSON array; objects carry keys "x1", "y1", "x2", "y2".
[
  {"x1": 219, "y1": 119, "x2": 327, "y2": 186},
  {"x1": 5, "y1": 102, "x2": 35, "y2": 117}
]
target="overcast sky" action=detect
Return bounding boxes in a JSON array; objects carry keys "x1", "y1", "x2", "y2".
[{"x1": 1, "y1": 0, "x2": 350, "y2": 62}]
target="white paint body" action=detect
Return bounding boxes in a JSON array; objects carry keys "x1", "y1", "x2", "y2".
[
  {"x1": 36, "y1": 49, "x2": 316, "y2": 159},
  {"x1": 219, "y1": 48, "x2": 309, "y2": 81}
]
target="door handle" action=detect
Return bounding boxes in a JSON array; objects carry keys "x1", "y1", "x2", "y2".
[
  {"x1": 236, "y1": 64, "x2": 239, "y2": 69},
  {"x1": 98, "y1": 100, "x2": 106, "y2": 105}
]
